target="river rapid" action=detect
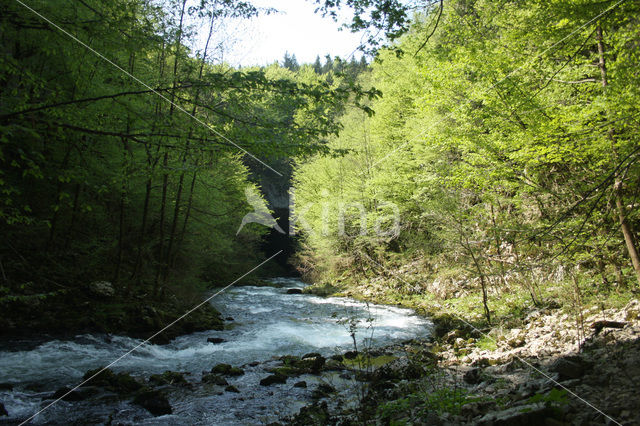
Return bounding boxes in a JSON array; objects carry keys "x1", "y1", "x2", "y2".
[{"x1": 0, "y1": 278, "x2": 431, "y2": 425}]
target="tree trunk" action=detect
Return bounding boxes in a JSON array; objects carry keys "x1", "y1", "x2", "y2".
[
  {"x1": 154, "y1": 0, "x2": 187, "y2": 296},
  {"x1": 163, "y1": 11, "x2": 215, "y2": 280},
  {"x1": 596, "y1": 23, "x2": 640, "y2": 285}
]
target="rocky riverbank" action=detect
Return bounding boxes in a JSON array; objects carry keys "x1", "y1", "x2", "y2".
[
  {"x1": 0, "y1": 280, "x2": 224, "y2": 344},
  {"x1": 286, "y1": 284, "x2": 640, "y2": 425}
]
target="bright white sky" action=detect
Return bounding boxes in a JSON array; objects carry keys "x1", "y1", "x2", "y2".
[{"x1": 217, "y1": 0, "x2": 366, "y2": 67}]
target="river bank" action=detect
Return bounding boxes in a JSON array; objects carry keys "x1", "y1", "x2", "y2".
[
  {"x1": 297, "y1": 273, "x2": 640, "y2": 425},
  {"x1": 0, "y1": 279, "x2": 225, "y2": 344}
]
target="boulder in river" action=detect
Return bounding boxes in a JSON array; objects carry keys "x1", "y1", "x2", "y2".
[
  {"x1": 343, "y1": 350, "x2": 358, "y2": 360},
  {"x1": 202, "y1": 374, "x2": 228, "y2": 386},
  {"x1": 260, "y1": 373, "x2": 287, "y2": 386},
  {"x1": 207, "y1": 337, "x2": 225, "y2": 344},
  {"x1": 132, "y1": 389, "x2": 172, "y2": 416},
  {"x1": 0, "y1": 402, "x2": 8, "y2": 417},
  {"x1": 210, "y1": 363, "x2": 244, "y2": 376},
  {"x1": 82, "y1": 368, "x2": 144, "y2": 395},
  {"x1": 149, "y1": 371, "x2": 188, "y2": 386},
  {"x1": 286, "y1": 288, "x2": 303, "y2": 294},
  {"x1": 225, "y1": 385, "x2": 240, "y2": 393},
  {"x1": 51, "y1": 386, "x2": 100, "y2": 401},
  {"x1": 293, "y1": 381, "x2": 307, "y2": 388}
]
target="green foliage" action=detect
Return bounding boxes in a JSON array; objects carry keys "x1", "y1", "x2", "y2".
[
  {"x1": 294, "y1": 0, "x2": 640, "y2": 302},
  {"x1": 378, "y1": 387, "x2": 483, "y2": 422},
  {"x1": 0, "y1": 0, "x2": 365, "y2": 328}
]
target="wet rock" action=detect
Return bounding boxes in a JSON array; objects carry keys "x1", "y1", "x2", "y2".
[
  {"x1": 149, "y1": 371, "x2": 188, "y2": 386},
  {"x1": 290, "y1": 402, "x2": 330, "y2": 425},
  {"x1": 225, "y1": 316, "x2": 234, "y2": 321},
  {"x1": 274, "y1": 355, "x2": 325, "y2": 375},
  {"x1": 82, "y1": 368, "x2": 143, "y2": 395},
  {"x1": 225, "y1": 385, "x2": 240, "y2": 393},
  {"x1": 286, "y1": 288, "x2": 303, "y2": 294},
  {"x1": 132, "y1": 389, "x2": 172, "y2": 416},
  {"x1": 0, "y1": 383, "x2": 14, "y2": 391},
  {"x1": 293, "y1": 381, "x2": 307, "y2": 388},
  {"x1": 260, "y1": 373, "x2": 287, "y2": 386},
  {"x1": 207, "y1": 337, "x2": 225, "y2": 344},
  {"x1": 210, "y1": 363, "x2": 244, "y2": 376},
  {"x1": 302, "y1": 352, "x2": 322, "y2": 359},
  {"x1": 202, "y1": 374, "x2": 228, "y2": 386},
  {"x1": 343, "y1": 350, "x2": 358, "y2": 359},
  {"x1": 549, "y1": 356, "x2": 592, "y2": 381},
  {"x1": 51, "y1": 386, "x2": 100, "y2": 401},
  {"x1": 311, "y1": 383, "x2": 336, "y2": 399},
  {"x1": 476, "y1": 403, "x2": 555, "y2": 425},
  {"x1": 324, "y1": 359, "x2": 345, "y2": 371},
  {"x1": 0, "y1": 402, "x2": 8, "y2": 416}
]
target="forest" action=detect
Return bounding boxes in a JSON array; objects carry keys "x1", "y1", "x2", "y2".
[{"x1": 1, "y1": 0, "x2": 639, "y2": 424}]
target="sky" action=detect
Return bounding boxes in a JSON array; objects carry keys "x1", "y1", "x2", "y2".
[{"x1": 214, "y1": 0, "x2": 366, "y2": 67}]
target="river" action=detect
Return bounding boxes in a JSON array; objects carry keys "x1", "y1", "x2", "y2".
[{"x1": 0, "y1": 278, "x2": 431, "y2": 425}]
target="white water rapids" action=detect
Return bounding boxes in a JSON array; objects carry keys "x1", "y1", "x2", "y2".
[{"x1": 0, "y1": 278, "x2": 431, "y2": 424}]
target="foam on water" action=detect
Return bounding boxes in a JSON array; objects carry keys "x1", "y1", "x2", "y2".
[{"x1": 0, "y1": 278, "x2": 431, "y2": 424}]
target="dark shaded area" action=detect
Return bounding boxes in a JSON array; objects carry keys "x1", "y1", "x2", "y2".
[{"x1": 261, "y1": 207, "x2": 297, "y2": 276}]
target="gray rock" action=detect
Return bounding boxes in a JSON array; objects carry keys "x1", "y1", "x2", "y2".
[
  {"x1": 477, "y1": 403, "x2": 554, "y2": 425},
  {"x1": 549, "y1": 356, "x2": 592, "y2": 381},
  {"x1": 260, "y1": 373, "x2": 287, "y2": 386},
  {"x1": 202, "y1": 374, "x2": 228, "y2": 386}
]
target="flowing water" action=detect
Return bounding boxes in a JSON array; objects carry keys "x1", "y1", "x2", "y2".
[{"x1": 0, "y1": 278, "x2": 431, "y2": 425}]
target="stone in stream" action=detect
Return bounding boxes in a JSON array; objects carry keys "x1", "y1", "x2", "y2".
[
  {"x1": 0, "y1": 402, "x2": 7, "y2": 417},
  {"x1": 293, "y1": 381, "x2": 307, "y2": 388},
  {"x1": 260, "y1": 373, "x2": 287, "y2": 386},
  {"x1": 207, "y1": 337, "x2": 226, "y2": 344},
  {"x1": 149, "y1": 371, "x2": 188, "y2": 386},
  {"x1": 51, "y1": 386, "x2": 101, "y2": 401},
  {"x1": 343, "y1": 351, "x2": 358, "y2": 360},
  {"x1": 82, "y1": 368, "x2": 144, "y2": 395},
  {"x1": 210, "y1": 363, "x2": 244, "y2": 376},
  {"x1": 311, "y1": 383, "x2": 336, "y2": 399},
  {"x1": 202, "y1": 374, "x2": 228, "y2": 386},
  {"x1": 225, "y1": 385, "x2": 240, "y2": 393},
  {"x1": 302, "y1": 352, "x2": 322, "y2": 359},
  {"x1": 132, "y1": 389, "x2": 172, "y2": 416},
  {"x1": 286, "y1": 288, "x2": 303, "y2": 294}
]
